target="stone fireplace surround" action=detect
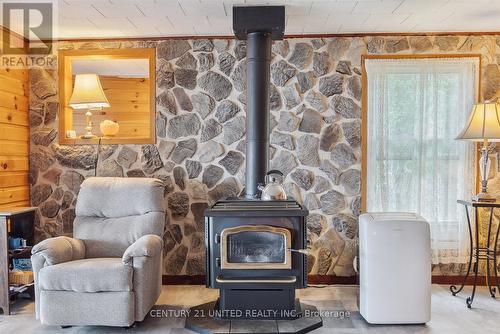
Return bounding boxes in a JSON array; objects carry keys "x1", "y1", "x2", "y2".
[{"x1": 29, "y1": 34, "x2": 500, "y2": 279}]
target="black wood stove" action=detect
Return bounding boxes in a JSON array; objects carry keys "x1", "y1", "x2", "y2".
[
  {"x1": 205, "y1": 199, "x2": 308, "y2": 318},
  {"x1": 202, "y1": 6, "x2": 310, "y2": 320}
]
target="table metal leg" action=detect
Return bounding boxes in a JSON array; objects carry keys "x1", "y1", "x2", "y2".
[
  {"x1": 466, "y1": 207, "x2": 480, "y2": 308},
  {"x1": 493, "y1": 208, "x2": 500, "y2": 297},
  {"x1": 486, "y1": 208, "x2": 496, "y2": 298},
  {"x1": 451, "y1": 205, "x2": 474, "y2": 296}
]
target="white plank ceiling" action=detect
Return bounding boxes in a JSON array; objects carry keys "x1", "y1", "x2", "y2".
[{"x1": 35, "y1": 0, "x2": 500, "y2": 39}]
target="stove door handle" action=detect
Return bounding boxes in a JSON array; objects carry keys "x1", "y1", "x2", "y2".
[{"x1": 216, "y1": 276, "x2": 297, "y2": 284}]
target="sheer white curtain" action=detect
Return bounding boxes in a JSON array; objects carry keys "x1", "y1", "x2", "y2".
[{"x1": 365, "y1": 58, "x2": 478, "y2": 264}]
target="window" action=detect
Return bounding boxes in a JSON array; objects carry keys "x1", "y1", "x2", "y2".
[{"x1": 363, "y1": 56, "x2": 479, "y2": 264}]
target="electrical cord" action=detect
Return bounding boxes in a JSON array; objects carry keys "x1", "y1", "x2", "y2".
[{"x1": 94, "y1": 137, "x2": 102, "y2": 177}]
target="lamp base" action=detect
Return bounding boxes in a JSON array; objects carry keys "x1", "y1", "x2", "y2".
[
  {"x1": 472, "y1": 192, "x2": 496, "y2": 202},
  {"x1": 80, "y1": 134, "x2": 97, "y2": 139}
]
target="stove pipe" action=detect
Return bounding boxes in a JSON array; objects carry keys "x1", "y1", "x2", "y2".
[{"x1": 233, "y1": 6, "x2": 285, "y2": 198}]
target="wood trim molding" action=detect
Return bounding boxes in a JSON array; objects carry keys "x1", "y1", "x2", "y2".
[
  {"x1": 360, "y1": 53, "x2": 482, "y2": 212},
  {"x1": 161, "y1": 275, "x2": 491, "y2": 286},
  {"x1": 50, "y1": 31, "x2": 500, "y2": 43}
]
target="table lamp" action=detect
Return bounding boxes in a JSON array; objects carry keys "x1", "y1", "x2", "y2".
[
  {"x1": 456, "y1": 96, "x2": 500, "y2": 202},
  {"x1": 69, "y1": 74, "x2": 110, "y2": 139}
]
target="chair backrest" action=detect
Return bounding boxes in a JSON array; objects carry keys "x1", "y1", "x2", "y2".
[{"x1": 74, "y1": 177, "x2": 165, "y2": 258}]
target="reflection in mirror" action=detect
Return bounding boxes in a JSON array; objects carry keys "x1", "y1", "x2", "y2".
[{"x1": 59, "y1": 49, "x2": 156, "y2": 145}]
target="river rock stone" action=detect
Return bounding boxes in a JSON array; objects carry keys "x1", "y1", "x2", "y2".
[
  {"x1": 347, "y1": 76, "x2": 361, "y2": 101},
  {"x1": 272, "y1": 40, "x2": 289, "y2": 57},
  {"x1": 191, "y1": 202, "x2": 209, "y2": 230},
  {"x1": 218, "y1": 52, "x2": 236, "y2": 76},
  {"x1": 409, "y1": 36, "x2": 432, "y2": 52},
  {"x1": 40, "y1": 200, "x2": 60, "y2": 218},
  {"x1": 171, "y1": 138, "x2": 197, "y2": 164},
  {"x1": 61, "y1": 191, "x2": 73, "y2": 210},
  {"x1": 117, "y1": 146, "x2": 138, "y2": 168},
  {"x1": 42, "y1": 168, "x2": 62, "y2": 185},
  {"x1": 332, "y1": 214, "x2": 358, "y2": 239},
  {"x1": 141, "y1": 145, "x2": 164, "y2": 174},
  {"x1": 157, "y1": 90, "x2": 177, "y2": 115},
  {"x1": 435, "y1": 36, "x2": 459, "y2": 51},
  {"x1": 270, "y1": 84, "x2": 282, "y2": 111},
  {"x1": 157, "y1": 40, "x2": 190, "y2": 60},
  {"x1": 305, "y1": 90, "x2": 327, "y2": 113},
  {"x1": 351, "y1": 196, "x2": 361, "y2": 216},
  {"x1": 173, "y1": 87, "x2": 193, "y2": 111},
  {"x1": 223, "y1": 116, "x2": 245, "y2": 145},
  {"x1": 31, "y1": 184, "x2": 52, "y2": 206},
  {"x1": 173, "y1": 166, "x2": 187, "y2": 190},
  {"x1": 313, "y1": 175, "x2": 331, "y2": 194},
  {"x1": 157, "y1": 114, "x2": 167, "y2": 138},
  {"x1": 183, "y1": 160, "x2": 201, "y2": 180},
  {"x1": 127, "y1": 169, "x2": 145, "y2": 177},
  {"x1": 175, "y1": 52, "x2": 197, "y2": 69},
  {"x1": 342, "y1": 120, "x2": 361, "y2": 148},
  {"x1": 186, "y1": 253, "x2": 205, "y2": 275},
  {"x1": 231, "y1": 60, "x2": 246, "y2": 92},
  {"x1": 97, "y1": 159, "x2": 123, "y2": 177},
  {"x1": 327, "y1": 37, "x2": 351, "y2": 59},
  {"x1": 168, "y1": 192, "x2": 189, "y2": 219},
  {"x1": 296, "y1": 71, "x2": 316, "y2": 94},
  {"x1": 311, "y1": 38, "x2": 325, "y2": 49},
  {"x1": 319, "y1": 74, "x2": 343, "y2": 97},
  {"x1": 313, "y1": 52, "x2": 330, "y2": 77},
  {"x1": 284, "y1": 182, "x2": 302, "y2": 204},
  {"x1": 157, "y1": 61, "x2": 175, "y2": 89},
  {"x1": 299, "y1": 109, "x2": 323, "y2": 134},
  {"x1": 283, "y1": 84, "x2": 301, "y2": 109},
  {"x1": 199, "y1": 118, "x2": 221, "y2": 142},
  {"x1": 215, "y1": 100, "x2": 240, "y2": 123},
  {"x1": 316, "y1": 247, "x2": 332, "y2": 275},
  {"x1": 366, "y1": 36, "x2": 385, "y2": 53},
  {"x1": 331, "y1": 143, "x2": 356, "y2": 169},
  {"x1": 336, "y1": 60, "x2": 351, "y2": 75},
  {"x1": 208, "y1": 177, "x2": 239, "y2": 203},
  {"x1": 297, "y1": 135, "x2": 320, "y2": 167},
  {"x1": 193, "y1": 39, "x2": 213, "y2": 52},
  {"x1": 175, "y1": 68, "x2": 197, "y2": 90},
  {"x1": 43, "y1": 101, "x2": 58, "y2": 125},
  {"x1": 191, "y1": 92, "x2": 215, "y2": 119},
  {"x1": 167, "y1": 113, "x2": 201, "y2": 138},
  {"x1": 199, "y1": 140, "x2": 224, "y2": 163},
  {"x1": 165, "y1": 244, "x2": 188, "y2": 274},
  {"x1": 320, "y1": 124, "x2": 342, "y2": 151},
  {"x1": 234, "y1": 41, "x2": 246, "y2": 60},
  {"x1": 340, "y1": 169, "x2": 361, "y2": 196},
  {"x1": 320, "y1": 190, "x2": 346, "y2": 214},
  {"x1": 31, "y1": 129, "x2": 57, "y2": 146},
  {"x1": 199, "y1": 71, "x2": 233, "y2": 101},
  {"x1": 271, "y1": 60, "x2": 296, "y2": 86},
  {"x1": 271, "y1": 150, "x2": 298, "y2": 176},
  {"x1": 219, "y1": 151, "x2": 244, "y2": 175},
  {"x1": 270, "y1": 131, "x2": 295, "y2": 150},
  {"x1": 60, "y1": 170, "x2": 85, "y2": 194},
  {"x1": 307, "y1": 213, "x2": 327, "y2": 237},
  {"x1": 291, "y1": 169, "x2": 314, "y2": 190},
  {"x1": 289, "y1": 43, "x2": 313, "y2": 69},
  {"x1": 331, "y1": 95, "x2": 360, "y2": 119},
  {"x1": 304, "y1": 193, "x2": 321, "y2": 210},
  {"x1": 198, "y1": 52, "x2": 214, "y2": 72},
  {"x1": 202, "y1": 165, "x2": 224, "y2": 188},
  {"x1": 158, "y1": 140, "x2": 175, "y2": 160},
  {"x1": 385, "y1": 37, "x2": 409, "y2": 53},
  {"x1": 278, "y1": 111, "x2": 300, "y2": 132},
  {"x1": 52, "y1": 144, "x2": 95, "y2": 170},
  {"x1": 320, "y1": 160, "x2": 340, "y2": 184}
]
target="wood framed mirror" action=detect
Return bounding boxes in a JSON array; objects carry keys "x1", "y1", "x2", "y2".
[{"x1": 58, "y1": 48, "x2": 156, "y2": 145}]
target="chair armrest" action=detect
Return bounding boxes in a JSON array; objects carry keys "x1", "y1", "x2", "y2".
[
  {"x1": 122, "y1": 235, "x2": 163, "y2": 265},
  {"x1": 31, "y1": 236, "x2": 85, "y2": 266}
]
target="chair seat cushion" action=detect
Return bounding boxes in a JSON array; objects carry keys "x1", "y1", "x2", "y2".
[{"x1": 39, "y1": 258, "x2": 132, "y2": 293}]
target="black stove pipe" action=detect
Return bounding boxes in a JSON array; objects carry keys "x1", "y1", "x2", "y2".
[{"x1": 245, "y1": 31, "x2": 271, "y2": 198}]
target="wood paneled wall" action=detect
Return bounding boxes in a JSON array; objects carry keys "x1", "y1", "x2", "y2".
[{"x1": 0, "y1": 67, "x2": 30, "y2": 208}]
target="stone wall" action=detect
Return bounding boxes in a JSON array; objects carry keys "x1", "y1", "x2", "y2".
[{"x1": 29, "y1": 35, "x2": 500, "y2": 276}]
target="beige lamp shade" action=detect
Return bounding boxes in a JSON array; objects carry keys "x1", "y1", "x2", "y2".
[
  {"x1": 456, "y1": 102, "x2": 500, "y2": 142},
  {"x1": 69, "y1": 74, "x2": 110, "y2": 110}
]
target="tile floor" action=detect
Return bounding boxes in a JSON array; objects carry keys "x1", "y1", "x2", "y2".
[{"x1": 0, "y1": 285, "x2": 499, "y2": 333}]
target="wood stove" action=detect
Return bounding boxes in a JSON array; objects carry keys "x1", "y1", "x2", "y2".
[{"x1": 205, "y1": 199, "x2": 308, "y2": 318}]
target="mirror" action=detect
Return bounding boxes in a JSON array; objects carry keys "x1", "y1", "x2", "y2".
[{"x1": 58, "y1": 48, "x2": 156, "y2": 145}]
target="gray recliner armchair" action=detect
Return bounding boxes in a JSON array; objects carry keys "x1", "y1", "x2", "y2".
[{"x1": 31, "y1": 177, "x2": 166, "y2": 327}]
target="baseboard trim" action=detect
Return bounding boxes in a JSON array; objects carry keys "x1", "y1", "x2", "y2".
[{"x1": 162, "y1": 275, "x2": 493, "y2": 286}]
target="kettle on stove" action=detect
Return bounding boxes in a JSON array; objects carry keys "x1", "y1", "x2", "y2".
[{"x1": 258, "y1": 170, "x2": 287, "y2": 200}]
